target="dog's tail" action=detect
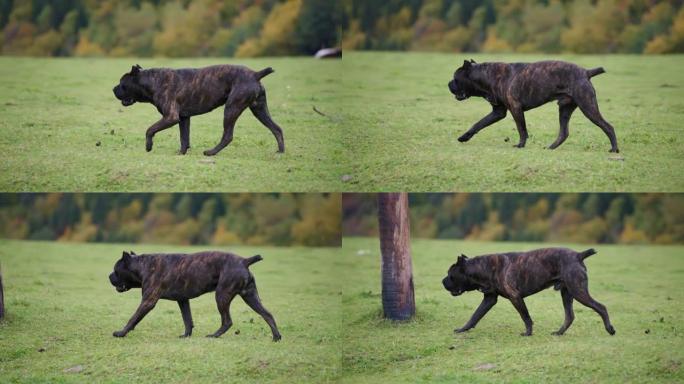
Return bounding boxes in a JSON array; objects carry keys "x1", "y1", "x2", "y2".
[
  {"x1": 254, "y1": 67, "x2": 274, "y2": 80},
  {"x1": 586, "y1": 67, "x2": 605, "y2": 78},
  {"x1": 243, "y1": 254, "x2": 263, "y2": 267},
  {"x1": 578, "y1": 248, "x2": 596, "y2": 260}
]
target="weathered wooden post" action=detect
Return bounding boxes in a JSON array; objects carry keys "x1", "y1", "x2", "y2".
[
  {"x1": 0, "y1": 264, "x2": 4, "y2": 320},
  {"x1": 377, "y1": 193, "x2": 415, "y2": 320}
]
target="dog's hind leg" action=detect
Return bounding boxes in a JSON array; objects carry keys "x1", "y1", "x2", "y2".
[
  {"x1": 566, "y1": 274, "x2": 615, "y2": 335},
  {"x1": 552, "y1": 287, "x2": 575, "y2": 335},
  {"x1": 177, "y1": 299, "x2": 193, "y2": 337},
  {"x1": 250, "y1": 89, "x2": 285, "y2": 153},
  {"x1": 454, "y1": 293, "x2": 498, "y2": 333},
  {"x1": 240, "y1": 282, "x2": 281, "y2": 342},
  {"x1": 549, "y1": 98, "x2": 577, "y2": 150},
  {"x1": 178, "y1": 117, "x2": 190, "y2": 155},
  {"x1": 574, "y1": 82, "x2": 619, "y2": 152},
  {"x1": 509, "y1": 296, "x2": 534, "y2": 336},
  {"x1": 207, "y1": 289, "x2": 237, "y2": 338},
  {"x1": 203, "y1": 92, "x2": 250, "y2": 156},
  {"x1": 457, "y1": 105, "x2": 507, "y2": 143}
]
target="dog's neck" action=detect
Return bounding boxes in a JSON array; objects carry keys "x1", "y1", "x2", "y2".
[
  {"x1": 463, "y1": 257, "x2": 495, "y2": 292},
  {"x1": 468, "y1": 64, "x2": 503, "y2": 104},
  {"x1": 126, "y1": 256, "x2": 145, "y2": 283}
]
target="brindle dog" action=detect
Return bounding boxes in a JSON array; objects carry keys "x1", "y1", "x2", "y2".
[
  {"x1": 108, "y1": 251, "x2": 281, "y2": 341},
  {"x1": 113, "y1": 64, "x2": 284, "y2": 155},
  {"x1": 448, "y1": 60, "x2": 619, "y2": 152},
  {"x1": 442, "y1": 247, "x2": 615, "y2": 336}
]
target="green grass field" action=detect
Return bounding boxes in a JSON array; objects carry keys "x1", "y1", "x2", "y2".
[
  {"x1": 340, "y1": 52, "x2": 684, "y2": 192},
  {"x1": 0, "y1": 57, "x2": 342, "y2": 192},
  {"x1": 0, "y1": 240, "x2": 340, "y2": 383},
  {"x1": 341, "y1": 237, "x2": 684, "y2": 383}
]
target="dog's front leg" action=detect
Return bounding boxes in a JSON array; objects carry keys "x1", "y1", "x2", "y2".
[
  {"x1": 113, "y1": 295, "x2": 159, "y2": 337},
  {"x1": 177, "y1": 299, "x2": 193, "y2": 338},
  {"x1": 178, "y1": 117, "x2": 191, "y2": 154},
  {"x1": 145, "y1": 115, "x2": 180, "y2": 152},
  {"x1": 458, "y1": 105, "x2": 507, "y2": 142},
  {"x1": 509, "y1": 296, "x2": 533, "y2": 336},
  {"x1": 455, "y1": 293, "x2": 498, "y2": 333},
  {"x1": 509, "y1": 106, "x2": 528, "y2": 148}
]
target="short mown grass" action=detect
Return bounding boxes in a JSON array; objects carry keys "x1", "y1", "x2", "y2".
[
  {"x1": 340, "y1": 52, "x2": 684, "y2": 192},
  {"x1": 0, "y1": 57, "x2": 342, "y2": 192},
  {"x1": 0, "y1": 240, "x2": 340, "y2": 383},
  {"x1": 341, "y1": 237, "x2": 684, "y2": 383}
]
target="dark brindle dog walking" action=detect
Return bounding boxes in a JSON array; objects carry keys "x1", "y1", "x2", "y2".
[
  {"x1": 108, "y1": 251, "x2": 281, "y2": 341},
  {"x1": 448, "y1": 60, "x2": 619, "y2": 152},
  {"x1": 113, "y1": 64, "x2": 284, "y2": 155},
  {"x1": 442, "y1": 247, "x2": 615, "y2": 336}
]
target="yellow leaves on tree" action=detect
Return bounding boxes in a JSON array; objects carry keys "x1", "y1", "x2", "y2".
[
  {"x1": 235, "y1": 0, "x2": 303, "y2": 57},
  {"x1": 154, "y1": 0, "x2": 221, "y2": 57}
]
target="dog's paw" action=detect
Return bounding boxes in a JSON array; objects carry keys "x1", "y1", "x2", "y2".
[
  {"x1": 520, "y1": 332, "x2": 532, "y2": 337},
  {"x1": 609, "y1": 148, "x2": 620, "y2": 153},
  {"x1": 457, "y1": 135, "x2": 471, "y2": 143},
  {"x1": 272, "y1": 334, "x2": 282, "y2": 342},
  {"x1": 551, "y1": 331, "x2": 564, "y2": 336},
  {"x1": 607, "y1": 325, "x2": 616, "y2": 335},
  {"x1": 203, "y1": 149, "x2": 217, "y2": 156},
  {"x1": 145, "y1": 140, "x2": 153, "y2": 152},
  {"x1": 454, "y1": 327, "x2": 469, "y2": 333},
  {"x1": 112, "y1": 330, "x2": 127, "y2": 337},
  {"x1": 513, "y1": 143, "x2": 525, "y2": 148},
  {"x1": 179, "y1": 334, "x2": 191, "y2": 338}
]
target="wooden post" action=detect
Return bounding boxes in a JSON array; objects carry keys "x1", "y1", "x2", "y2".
[
  {"x1": 0, "y1": 265, "x2": 4, "y2": 320},
  {"x1": 377, "y1": 193, "x2": 415, "y2": 320}
]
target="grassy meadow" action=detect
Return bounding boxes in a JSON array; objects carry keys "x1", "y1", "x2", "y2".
[
  {"x1": 0, "y1": 57, "x2": 342, "y2": 192},
  {"x1": 340, "y1": 52, "x2": 684, "y2": 191},
  {"x1": 341, "y1": 237, "x2": 684, "y2": 383},
  {"x1": 0, "y1": 240, "x2": 340, "y2": 383}
]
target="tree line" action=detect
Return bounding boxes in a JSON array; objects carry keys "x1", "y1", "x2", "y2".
[
  {"x1": 0, "y1": 193, "x2": 341, "y2": 247},
  {"x1": 342, "y1": 0, "x2": 684, "y2": 54},
  {"x1": 3, "y1": 1, "x2": 684, "y2": 57},
  {"x1": 0, "y1": 0, "x2": 341, "y2": 57},
  {"x1": 343, "y1": 193, "x2": 684, "y2": 244}
]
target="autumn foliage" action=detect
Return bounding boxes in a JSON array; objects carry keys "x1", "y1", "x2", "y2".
[
  {"x1": 0, "y1": 193, "x2": 341, "y2": 247},
  {"x1": 343, "y1": 194, "x2": 684, "y2": 245},
  {"x1": 0, "y1": 0, "x2": 342, "y2": 57}
]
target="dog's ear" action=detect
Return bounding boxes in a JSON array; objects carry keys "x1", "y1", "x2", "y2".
[
  {"x1": 470, "y1": 59, "x2": 476, "y2": 64},
  {"x1": 456, "y1": 254, "x2": 468, "y2": 268},
  {"x1": 462, "y1": 60, "x2": 472, "y2": 70},
  {"x1": 122, "y1": 251, "x2": 131, "y2": 263},
  {"x1": 130, "y1": 64, "x2": 142, "y2": 76},
  {"x1": 130, "y1": 250, "x2": 137, "y2": 256}
]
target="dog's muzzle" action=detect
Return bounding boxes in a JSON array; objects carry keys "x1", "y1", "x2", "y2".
[
  {"x1": 454, "y1": 92, "x2": 469, "y2": 101},
  {"x1": 448, "y1": 81, "x2": 468, "y2": 101},
  {"x1": 115, "y1": 284, "x2": 129, "y2": 292},
  {"x1": 109, "y1": 272, "x2": 129, "y2": 292},
  {"x1": 113, "y1": 86, "x2": 135, "y2": 106}
]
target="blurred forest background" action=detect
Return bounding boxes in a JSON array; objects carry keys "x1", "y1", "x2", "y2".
[
  {"x1": 3, "y1": 1, "x2": 684, "y2": 57},
  {"x1": 343, "y1": 194, "x2": 684, "y2": 244},
  {"x1": 0, "y1": 0, "x2": 342, "y2": 57},
  {"x1": 0, "y1": 193, "x2": 341, "y2": 246},
  {"x1": 342, "y1": 0, "x2": 684, "y2": 53}
]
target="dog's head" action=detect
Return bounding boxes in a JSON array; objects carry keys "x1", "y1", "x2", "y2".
[
  {"x1": 448, "y1": 59, "x2": 480, "y2": 101},
  {"x1": 109, "y1": 251, "x2": 142, "y2": 293},
  {"x1": 112, "y1": 65, "x2": 147, "y2": 107},
  {"x1": 442, "y1": 254, "x2": 478, "y2": 296}
]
